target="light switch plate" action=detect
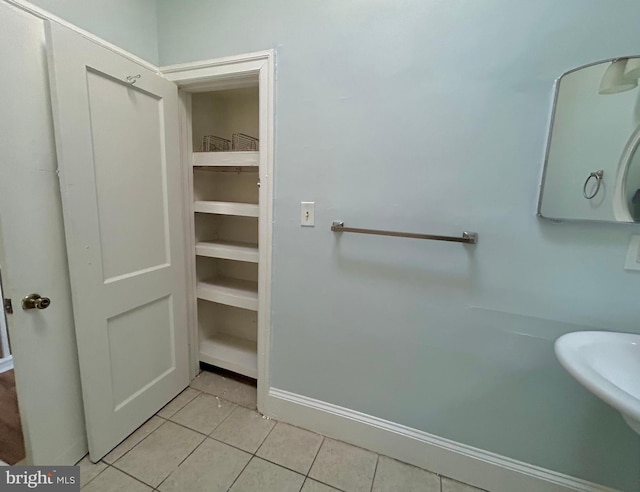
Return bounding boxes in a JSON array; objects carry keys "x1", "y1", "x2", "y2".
[
  {"x1": 624, "y1": 235, "x2": 640, "y2": 271},
  {"x1": 301, "y1": 202, "x2": 315, "y2": 227}
]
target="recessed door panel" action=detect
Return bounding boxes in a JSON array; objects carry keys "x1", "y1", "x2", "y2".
[
  {"x1": 107, "y1": 296, "x2": 174, "y2": 409},
  {"x1": 86, "y1": 70, "x2": 169, "y2": 282}
]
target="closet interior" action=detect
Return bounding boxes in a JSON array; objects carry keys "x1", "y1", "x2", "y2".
[{"x1": 190, "y1": 85, "x2": 261, "y2": 379}]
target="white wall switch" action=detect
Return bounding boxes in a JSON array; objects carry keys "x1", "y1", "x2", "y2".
[
  {"x1": 301, "y1": 202, "x2": 315, "y2": 227},
  {"x1": 624, "y1": 235, "x2": 640, "y2": 271}
]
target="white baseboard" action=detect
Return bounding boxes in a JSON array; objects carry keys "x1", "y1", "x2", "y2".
[
  {"x1": 266, "y1": 388, "x2": 617, "y2": 492},
  {"x1": 0, "y1": 356, "x2": 13, "y2": 374}
]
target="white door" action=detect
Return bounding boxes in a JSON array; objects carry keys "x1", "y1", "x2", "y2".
[
  {"x1": 46, "y1": 22, "x2": 189, "y2": 460},
  {"x1": 0, "y1": 3, "x2": 87, "y2": 465}
]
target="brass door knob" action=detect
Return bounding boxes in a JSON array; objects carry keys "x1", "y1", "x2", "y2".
[{"x1": 22, "y1": 293, "x2": 51, "y2": 310}]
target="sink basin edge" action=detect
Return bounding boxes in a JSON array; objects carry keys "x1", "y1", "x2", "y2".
[{"x1": 555, "y1": 331, "x2": 640, "y2": 427}]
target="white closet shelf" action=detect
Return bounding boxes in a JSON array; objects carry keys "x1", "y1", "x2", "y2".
[
  {"x1": 199, "y1": 333, "x2": 257, "y2": 379},
  {"x1": 197, "y1": 277, "x2": 258, "y2": 311},
  {"x1": 194, "y1": 201, "x2": 259, "y2": 217},
  {"x1": 193, "y1": 151, "x2": 259, "y2": 167},
  {"x1": 196, "y1": 240, "x2": 259, "y2": 263}
]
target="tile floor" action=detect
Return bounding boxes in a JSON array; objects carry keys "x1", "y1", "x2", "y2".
[{"x1": 79, "y1": 370, "x2": 486, "y2": 492}]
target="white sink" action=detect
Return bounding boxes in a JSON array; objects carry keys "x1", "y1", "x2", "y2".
[{"x1": 555, "y1": 331, "x2": 640, "y2": 434}]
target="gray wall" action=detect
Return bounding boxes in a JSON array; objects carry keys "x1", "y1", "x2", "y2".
[
  {"x1": 27, "y1": 0, "x2": 159, "y2": 63},
  {"x1": 159, "y1": 1, "x2": 640, "y2": 490}
]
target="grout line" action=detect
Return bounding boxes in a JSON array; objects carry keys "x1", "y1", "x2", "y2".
[
  {"x1": 176, "y1": 433, "x2": 207, "y2": 468},
  {"x1": 108, "y1": 461, "x2": 156, "y2": 489},
  {"x1": 301, "y1": 438, "x2": 371, "y2": 492},
  {"x1": 309, "y1": 477, "x2": 349, "y2": 492},
  {"x1": 148, "y1": 418, "x2": 277, "y2": 483},
  {"x1": 296, "y1": 478, "x2": 305, "y2": 492},
  {"x1": 204, "y1": 408, "x2": 276, "y2": 456},
  {"x1": 161, "y1": 417, "x2": 210, "y2": 438},
  {"x1": 206, "y1": 434, "x2": 260, "y2": 456},
  {"x1": 250, "y1": 454, "x2": 310, "y2": 478},
  {"x1": 79, "y1": 459, "x2": 109, "y2": 489},
  {"x1": 107, "y1": 463, "x2": 159, "y2": 490},
  {"x1": 252, "y1": 417, "x2": 277, "y2": 457},
  {"x1": 250, "y1": 454, "x2": 306, "y2": 477},
  {"x1": 226, "y1": 454, "x2": 254, "y2": 491},
  {"x1": 304, "y1": 436, "x2": 330, "y2": 491},
  {"x1": 104, "y1": 418, "x2": 168, "y2": 466},
  {"x1": 216, "y1": 417, "x2": 310, "y2": 483},
  {"x1": 305, "y1": 436, "x2": 325, "y2": 478},
  {"x1": 370, "y1": 455, "x2": 380, "y2": 492},
  {"x1": 301, "y1": 477, "x2": 311, "y2": 492},
  {"x1": 109, "y1": 415, "x2": 169, "y2": 466},
  {"x1": 242, "y1": 423, "x2": 326, "y2": 479},
  {"x1": 207, "y1": 400, "x2": 242, "y2": 437},
  {"x1": 155, "y1": 433, "x2": 208, "y2": 490},
  {"x1": 157, "y1": 387, "x2": 202, "y2": 419},
  {"x1": 160, "y1": 394, "x2": 239, "y2": 438},
  {"x1": 161, "y1": 388, "x2": 318, "y2": 483}
]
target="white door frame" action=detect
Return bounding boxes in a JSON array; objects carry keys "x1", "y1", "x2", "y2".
[{"x1": 161, "y1": 51, "x2": 275, "y2": 412}]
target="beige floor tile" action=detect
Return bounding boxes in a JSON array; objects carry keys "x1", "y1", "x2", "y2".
[
  {"x1": 230, "y1": 457, "x2": 305, "y2": 492},
  {"x1": 256, "y1": 422, "x2": 323, "y2": 474},
  {"x1": 190, "y1": 370, "x2": 257, "y2": 409},
  {"x1": 158, "y1": 438, "x2": 251, "y2": 492},
  {"x1": 372, "y1": 456, "x2": 440, "y2": 492},
  {"x1": 113, "y1": 421, "x2": 205, "y2": 487},
  {"x1": 156, "y1": 388, "x2": 200, "y2": 419},
  {"x1": 442, "y1": 477, "x2": 485, "y2": 492},
  {"x1": 309, "y1": 438, "x2": 377, "y2": 492},
  {"x1": 82, "y1": 466, "x2": 151, "y2": 492},
  {"x1": 211, "y1": 406, "x2": 275, "y2": 453},
  {"x1": 77, "y1": 455, "x2": 107, "y2": 487},
  {"x1": 301, "y1": 478, "x2": 342, "y2": 492},
  {"x1": 103, "y1": 416, "x2": 164, "y2": 464},
  {"x1": 169, "y1": 393, "x2": 236, "y2": 434}
]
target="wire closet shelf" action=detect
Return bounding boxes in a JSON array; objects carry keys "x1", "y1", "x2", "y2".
[{"x1": 201, "y1": 133, "x2": 259, "y2": 152}]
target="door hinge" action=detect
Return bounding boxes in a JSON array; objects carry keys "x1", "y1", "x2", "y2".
[{"x1": 4, "y1": 299, "x2": 12, "y2": 314}]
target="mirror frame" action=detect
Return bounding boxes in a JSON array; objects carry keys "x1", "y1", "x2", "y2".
[{"x1": 537, "y1": 55, "x2": 640, "y2": 223}]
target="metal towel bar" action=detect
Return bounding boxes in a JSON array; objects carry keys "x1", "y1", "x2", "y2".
[{"x1": 331, "y1": 221, "x2": 478, "y2": 244}]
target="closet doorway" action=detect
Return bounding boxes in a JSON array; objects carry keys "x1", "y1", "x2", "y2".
[{"x1": 0, "y1": 279, "x2": 24, "y2": 465}]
